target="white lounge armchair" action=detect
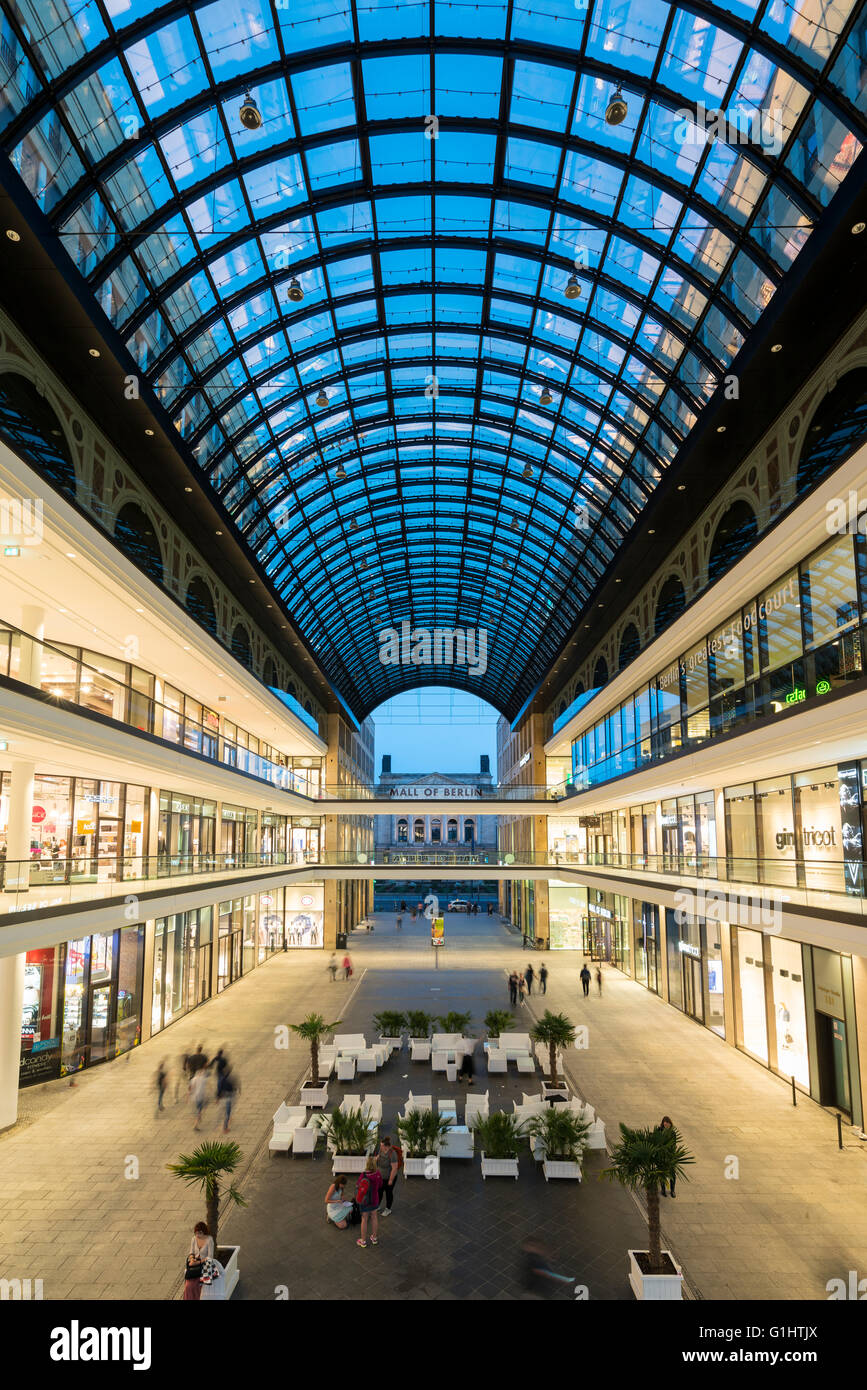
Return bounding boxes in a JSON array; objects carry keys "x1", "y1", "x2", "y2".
[
  {"x1": 586, "y1": 1118, "x2": 606, "y2": 1149},
  {"x1": 339, "y1": 1094, "x2": 362, "y2": 1114},
  {"x1": 431, "y1": 1050, "x2": 449, "y2": 1073},
  {"x1": 487, "y1": 1050, "x2": 507, "y2": 1074},
  {"x1": 410, "y1": 1039, "x2": 431, "y2": 1062},
  {"x1": 318, "y1": 1045, "x2": 337, "y2": 1077},
  {"x1": 401, "y1": 1093, "x2": 432, "y2": 1116},
  {"x1": 269, "y1": 1104, "x2": 308, "y2": 1156},
  {"x1": 363, "y1": 1094, "x2": 383, "y2": 1125},
  {"x1": 465, "y1": 1091, "x2": 489, "y2": 1127},
  {"x1": 336, "y1": 1056, "x2": 356, "y2": 1082},
  {"x1": 292, "y1": 1120, "x2": 320, "y2": 1157},
  {"x1": 356, "y1": 1048, "x2": 380, "y2": 1073},
  {"x1": 516, "y1": 1055, "x2": 536, "y2": 1074}
]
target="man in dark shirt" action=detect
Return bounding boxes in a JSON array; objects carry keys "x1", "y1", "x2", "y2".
[{"x1": 186, "y1": 1044, "x2": 208, "y2": 1077}]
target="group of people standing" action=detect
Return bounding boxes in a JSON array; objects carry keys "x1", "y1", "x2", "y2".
[
  {"x1": 579, "y1": 962, "x2": 604, "y2": 997},
  {"x1": 327, "y1": 953, "x2": 354, "y2": 981},
  {"x1": 155, "y1": 1043, "x2": 240, "y2": 1132},
  {"x1": 508, "y1": 962, "x2": 548, "y2": 1006},
  {"x1": 325, "y1": 1135, "x2": 402, "y2": 1248}
]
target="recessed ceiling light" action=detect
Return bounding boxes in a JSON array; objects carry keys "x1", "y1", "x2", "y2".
[
  {"x1": 677, "y1": 484, "x2": 686, "y2": 491},
  {"x1": 135, "y1": 607, "x2": 144, "y2": 613},
  {"x1": 65, "y1": 551, "x2": 76, "y2": 558},
  {"x1": 88, "y1": 348, "x2": 100, "y2": 358},
  {"x1": 716, "y1": 425, "x2": 726, "y2": 433},
  {"x1": 144, "y1": 428, "x2": 154, "y2": 436},
  {"x1": 852, "y1": 222, "x2": 865, "y2": 235},
  {"x1": 215, "y1": 530, "x2": 223, "y2": 535},
  {"x1": 183, "y1": 645, "x2": 191, "y2": 650},
  {"x1": 771, "y1": 343, "x2": 782, "y2": 353},
  {"x1": 184, "y1": 486, "x2": 192, "y2": 493},
  {"x1": 6, "y1": 229, "x2": 20, "y2": 242},
  {"x1": 58, "y1": 606, "x2": 67, "y2": 612}
]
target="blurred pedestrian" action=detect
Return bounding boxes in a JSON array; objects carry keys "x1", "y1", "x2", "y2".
[
  {"x1": 221, "y1": 1066, "x2": 239, "y2": 1133},
  {"x1": 396, "y1": 915, "x2": 403, "y2": 930},
  {"x1": 209, "y1": 1047, "x2": 229, "y2": 1097},
  {"x1": 656, "y1": 1115, "x2": 677, "y2": 1197},
  {"x1": 342, "y1": 953, "x2": 353, "y2": 980},
  {"x1": 539, "y1": 964, "x2": 548, "y2": 995},
  {"x1": 508, "y1": 971, "x2": 518, "y2": 1006},
  {"x1": 521, "y1": 1238, "x2": 574, "y2": 1298},
  {"x1": 596, "y1": 966, "x2": 603, "y2": 996},
  {"x1": 155, "y1": 1058, "x2": 168, "y2": 1114},
  {"x1": 328, "y1": 954, "x2": 338, "y2": 982},
  {"x1": 191, "y1": 1066, "x2": 210, "y2": 1130},
  {"x1": 525, "y1": 963, "x2": 535, "y2": 995},
  {"x1": 580, "y1": 963, "x2": 591, "y2": 997},
  {"x1": 186, "y1": 1043, "x2": 208, "y2": 1078},
  {"x1": 518, "y1": 974, "x2": 528, "y2": 1007}
]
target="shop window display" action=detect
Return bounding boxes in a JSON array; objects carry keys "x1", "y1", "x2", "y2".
[
  {"x1": 736, "y1": 927, "x2": 769, "y2": 1064},
  {"x1": 770, "y1": 937, "x2": 809, "y2": 1088},
  {"x1": 549, "y1": 882, "x2": 585, "y2": 949}
]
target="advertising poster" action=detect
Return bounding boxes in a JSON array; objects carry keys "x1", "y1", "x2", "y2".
[{"x1": 431, "y1": 916, "x2": 445, "y2": 947}]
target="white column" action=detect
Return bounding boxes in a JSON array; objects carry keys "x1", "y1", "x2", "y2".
[
  {"x1": 5, "y1": 758, "x2": 34, "y2": 892},
  {"x1": 0, "y1": 952, "x2": 25, "y2": 1131},
  {"x1": 19, "y1": 604, "x2": 45, "y2": 687}
]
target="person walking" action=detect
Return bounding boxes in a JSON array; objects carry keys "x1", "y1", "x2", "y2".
[
  {"x1": 328, "y1": 954, "x2": 338, "y2": 982},
  {"x1": 184, "y1": 1222, "x2": 215, "y2": 1301},
  {"x1": 191, "y1": 1066, "x2": 210, "y2": 1131},
  {"x1": 325, "y1": 1174, "x2": 354, "y2": 1228},
  {"x1": 539, "y1": 964, "x2": 548, "y2": 995},
  {"x1": 518, "y1": 973, "x2": 528, "y2": 1008},
  {"x1": 209, "y1": 1047, "x2": 229, "y2": 1097},
  {"x1": 186, "y1": 1043, "x2": 208, "y2": 1078},
  {"x1": 376, "y1": 1136, "x2": 401, "y2": 1216},
  {"x1": 458, "y1": 1040, "x2": 476, "y2": 1086},
  {"x1": 580, "y1": 963, "x2": 591, "y2": 997},
  {"x1": 396, "y1": 914, "x2": 403, "y2": 930},
  {"x1": 221, "y1": 1066, "x2": 239, "y2": 1133},
  {"x1": 656, "y1": 1116, "x2": 677, "y2": 1197},
  {"x1": 508, "y1": 971, "x2": 518, "y2": 1006},
  {"x1": 356, "y1": 1156, "x2": 383, "y2": 1248},
  {"x1": 525, "y1": 963, "x2": 535, "y2": 996},
  {"x1": 596, "y1": 965, "x2": 603, "y2": 996},
  {"x1": 342, "y1": 953, "x2": 352, "y2": 979},
  {"x1": 155, "y1": 1058, "x2": 169, "y2": 1114}
]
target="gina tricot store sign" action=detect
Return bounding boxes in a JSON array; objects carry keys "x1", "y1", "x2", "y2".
[{"x1": 774, "y1": 827, "x2": 837, "y2": 851}]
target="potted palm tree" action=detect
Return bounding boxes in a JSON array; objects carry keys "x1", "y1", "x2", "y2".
[
  {"x1": 436, "y1": 1011, "x2": 472, "y2": 1035},
  {"x1": 317, "y1": 1106, "x2": 378, "y2": 1173},
  {"x1": 484, "y1": 1009, "x2": 515, "y2": 1039},
  {"x1": 602, "y1": 1123, "x2": 695, "y2": 1300},
  {"x1": 373, "y1": 1010, "x2": 406, "y2": 1055},
  {"x1": 530, "y1": 1010, "x2": 576, "y2": 1098},
  {"x1": 396, "y1": 1109, "x2": 454, "y2": 1179},
  {"x1": 407, "y1": 1010, "x2": 435, "y2": 1061},
  {"x1": 525, "y1": 1107, "x2": 590, "y2": 1181},
  {"x1": 289, "y1": 1012, "x2": 341, "y2": 1107},
  {"x1": 474, "y1": 1111, "x2": 522, "y2": 1179},
  {"x1": 167, "y1": 1140, "x2": 247, "y2": 1297}
]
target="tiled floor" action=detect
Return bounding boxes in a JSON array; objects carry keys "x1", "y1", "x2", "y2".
[{"x1": 2, "y1": 907, "x2": 866, "y2": 1301}]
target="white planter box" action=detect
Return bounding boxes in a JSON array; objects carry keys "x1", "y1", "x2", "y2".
[
  {"x1": 403, "y1": 1155, "x2": 439, "y2": 1179},
  {"x1": 541, "y1": 1082, "x2": 569, "y2": 1101},
  {"x1": 331, "y1": 1150, "x2": 372, "y2": 1174},
  {"x1": 203, "y1": 1245, "x2": 239, "y2": 1300},
  {"x1": 480, "y1": 1152, "x2": 519, "y2": 1180},
  {"x1": 302, "y1": 1081, "x2": 329, "y2": 1108},
  {"x1": 628, "y1": 1249, "x2": 683, "y2": 1301},
  {"x1": 542, "y1": 1159, "x2": 582, "y2": 1181}
]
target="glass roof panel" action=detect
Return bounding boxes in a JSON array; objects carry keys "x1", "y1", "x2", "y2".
[{"x1": 3, "y1": 0, "x2": 864, "y2": 716}]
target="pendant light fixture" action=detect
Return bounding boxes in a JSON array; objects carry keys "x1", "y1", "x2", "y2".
[
  {"x1": 539, "y1": 383, "x2": 554, "y2": 406},
  {"x1": 288, "y1": 276, "x2": 304, "y2": 303},
  {"x1": 335, "y1": 463, "x2": 347, "y2": 480},
  {"x1": 239, "y1": 92, "x2": 263, "y2": 131},
  {"x1": 350, "y1": 517, "x2": 359, "y2": 531},
  {"x1": 564, "y1": 273, "x2": 582, "y2": 300},
  {"x1": 605, "y1": 86, "x2": 628, "y2": 126},
  {"x1": 522, "y1": 464, "x2": 533, "y2": 479},
  {"x1": 315, "y1": 388, "x2": 328, "y2": 408}
]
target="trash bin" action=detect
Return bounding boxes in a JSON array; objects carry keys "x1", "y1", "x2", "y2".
[{"x1": 336, "y1": 932, "x2": 347, "y2": 949}]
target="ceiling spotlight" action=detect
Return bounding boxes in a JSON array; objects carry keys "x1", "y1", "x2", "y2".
[
  {"x1": 771, "y1": 343, "x2": 783, "y2": 353},
  {"x1": 239, "y1": 91, "x2": 263, "y2": 131},
  {"x1": 144, "y1": 428, "x2": 154, "y2": 436},
  {"x1": 184, "y1": 486, "x2": 193, "y2": 492},
  {"x1": 677, "y1": 484, "x2": 686, "y2": 491},
  {"x1": 852, "y1": 222, "x2": 865, "y2": 235},
  {"x1": 716, "y1": 425, "x2": 726, "y2": 433},
  {"x1": 288, "y1": 276, "x2": 304, "y2": 302},
  {"x1": 315, "y1": 389, "x2": 328, "y2": 408},
  {"x1": 564, "y1": 273, "x2": 582, "y2": 300},
  {"x1": 648, "y1": 528, "x2": 656, "y2": 535},
  {"x1": 88, "y1": 348, "x2": 100, "y2": 358},
  {"x1": 539, "y1": 384, "x2": 554, "y2": 406},
  {"x1": 6, "y1": 229, "x2": 20, "y2": 242},
  {"x1": 606, "y1": 86, "x2": 628, "y2": 126}
]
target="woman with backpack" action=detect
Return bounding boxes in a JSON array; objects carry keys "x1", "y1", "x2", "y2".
[{"x1": 355, "y1": 1156, "x2": 383, "y2": 1248}]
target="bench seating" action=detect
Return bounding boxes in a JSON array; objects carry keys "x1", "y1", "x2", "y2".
[{"x1": 269, "y1": 1104, "x2": 308, "y2": 1155}]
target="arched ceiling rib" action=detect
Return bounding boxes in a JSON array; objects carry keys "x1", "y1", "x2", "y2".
[{"x1": 2, "y1": 0, "x2": 866, "y2": 717}]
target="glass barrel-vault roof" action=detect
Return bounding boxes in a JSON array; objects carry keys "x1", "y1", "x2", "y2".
[{"x1": 1, "y1": 0, "x2": 866, "y2": 717}]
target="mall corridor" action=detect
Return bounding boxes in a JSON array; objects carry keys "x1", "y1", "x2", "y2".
[{"x1": 1, "y1": 910, "x2": 865, "y2": 1300}]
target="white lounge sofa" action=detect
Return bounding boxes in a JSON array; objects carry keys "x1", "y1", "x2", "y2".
[
  {"x1": 334, "y1": 1033, "x2": 367, "y2": 1056},
  {"x1": 269, "y1": 1103, "x2": 308, "y2": 1156},
  {"x1": 292, "y1": 1118, "x2": 320, "y2": 1157},
  {"x1": 496, "y1": 1032, "x2": 534, "y2": 1060},
  {"x1": 439, "y1": 1125, "x2": 474, "y2": 1159},
  {"x1": 465, "y1": 1091, "x2": 489, "y2": 1127}
]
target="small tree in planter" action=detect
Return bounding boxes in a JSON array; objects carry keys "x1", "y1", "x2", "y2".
[
  {"x1": 436, "y1": 1011, "x2": 472, "y2": 1035},
  {"x1": 530, "y1": 1010, "x2": 576, "y2": 1088},
  {"x1": 484, "y1": 1009, "x2": 515, "y2": 1039},
  {"x1": 318, "y1": 1106, "x2": 378, "y2": 1173},
  {"x1": 373, "y1": 1011, "x2": 407, "y2": 1054},
  {"x1": 289, "y1": 1012, "x2": 341, "y2": 1105},
  {"x1": 474, "y1": 1111, "x2": 522, "y2": 1179},
  {"x1": 167, "y1": 1140, "x2": 247, "y2": 1294},
  {"x1": 525, "y1": 1108, "x2": 590, "y2": 1181},
  {"x1": 602, "y1": 1123, "x2": 695, "y2": 1300},
  {"x1": 407, "y1": 1010, "x2": 435, "y2": 1061},
  {"x1": 396, "y1": 1109, "x2": 455, "y2": 1179}
]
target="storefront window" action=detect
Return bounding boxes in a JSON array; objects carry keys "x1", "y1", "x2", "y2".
[
  {"x1": 20, "y1": 945, "x2": 63, "y2": 1084},
  {"x1": 696, "y1": 791, "x2": 717, "y2": 858},
  {"x1": 801, "y1": 535, "x2": 858, "y2": 649},
  {"x1": 794, "y1": 768, "x2": 844, "y2": 893},
  {"x1": 705, "y1": 923, "x2": 725, "y2": 1037},
  {"x1": 549, "y1": 883, "x2": 585, "y2": 949},
  {"x1": 115, "y1": 925, "x2": 144, "y2": 1057},
  {"x1": 758, "y1": 571, "x2": 801, "y2": 671},
  {"x1": 755, "y1": 777, "x2": 797, "y2": 888},
  {"x1": 285, "y1": 884, "x2": 324, "y2": 947},
  {"x1": 725, "y1": 784, "x2": 757, "y2": 873},
  {"x1": 683, "y1": 640, "x2": 709, "y2": 714},
  {"x1": 736, "y1": 927, "x2": 768, "y2": 1063},
  {"x1": 770, "y1": 937, "x2": 808, "y2": 1087},
  {"x1": 61, "y1": 938, "x2": 90, "y2": 1075}
]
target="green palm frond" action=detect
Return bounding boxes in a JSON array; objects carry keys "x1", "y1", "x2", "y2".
[
  {"x1": 529, "y1": 1010, "x2": 577, "y2": 1049},
  {"x1": 436, "y1": 1011, "x2": 472, "y2": 1034},
  {"x1": 484, "y1": 1010, "x2": 515, "y2": 1039},
  {"x1": 601, "y1": 1123, "x2": 695, "y2": 1192},
  {"x1": 289, "y1": 1013, "x2": 342, "y2": 1042}
]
